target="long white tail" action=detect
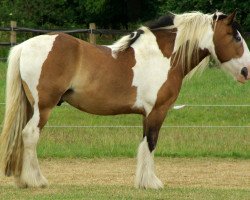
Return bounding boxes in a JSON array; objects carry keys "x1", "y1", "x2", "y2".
[{"x1": 0, "y1": 44, "x2": 29, "y2": 177}]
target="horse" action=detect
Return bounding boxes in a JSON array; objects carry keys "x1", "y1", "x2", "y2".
[{"x1": 0, "y1": 10, "x2": 250, "y2": 189}]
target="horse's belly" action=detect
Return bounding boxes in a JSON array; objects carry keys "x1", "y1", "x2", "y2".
[{"x1": 63, "y1": 88, "x2": 140, "y2": 115}]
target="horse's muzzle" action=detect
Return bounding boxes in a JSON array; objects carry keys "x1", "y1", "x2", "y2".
[
  {"x1": 241, "y1": 67, "x2": 248, "y2": 79},
  {"x1": 237, "y1": 67, "x2": 249, "y2": 83}
]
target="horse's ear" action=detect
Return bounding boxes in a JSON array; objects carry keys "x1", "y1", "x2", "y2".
[{"x1": 226, "y1": 9, "x2": 237, "y2": 25}]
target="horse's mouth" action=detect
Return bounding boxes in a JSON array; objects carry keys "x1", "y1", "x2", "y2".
[
  {"x1": 237, "y1": 67, "x2": 249, "y2": 83},
  {"x1": 237, "y1": 74, "x2": 247, "y2": 83}
]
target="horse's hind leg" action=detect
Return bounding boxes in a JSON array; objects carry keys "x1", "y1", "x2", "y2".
[
  {"x1": 15, "y1": 85, "x2": 55, "y2": 188},
  {"x1": 15, "y1": 116, "x2": 48, "y2": 188},
  {"x1": 16, "y1": 105, "x2": 54, "y2": 188}
]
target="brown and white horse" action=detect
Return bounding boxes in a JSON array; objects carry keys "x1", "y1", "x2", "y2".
[{"x1": 1, "y1": 11, "x2": 250, "y2": 189}]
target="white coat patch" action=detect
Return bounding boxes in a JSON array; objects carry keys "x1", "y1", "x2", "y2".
[
  {"x1": 131, "y1": 27, "x2": 171, "y2": 115},
  {"x1": 20, "y1": 34, "x2": 58, "y2": 125}
]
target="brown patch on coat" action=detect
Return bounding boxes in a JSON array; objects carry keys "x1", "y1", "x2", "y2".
[
  {"x1": 155, "y1": 48, "x2": 209, "y2": 111},
  {"x1": 36, "y1": 33, "x2": 140, "y2": 128},
  {"x1": 37, "y1": 33, "x2": 82, "y2": 128},
  {"x1": 152, "y1": 28, "x2": 177, "y2": 58},
  {"x1": 57, "y1": 36, "x2": 139, "y2": 115}
]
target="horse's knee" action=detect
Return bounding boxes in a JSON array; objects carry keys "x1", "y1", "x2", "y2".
[{"x1": 22, "y1": 122, "x2": 39, "y2": 148}]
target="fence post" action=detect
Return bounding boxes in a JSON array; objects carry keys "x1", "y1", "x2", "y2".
[
  {"x1": 10, "y1": 21, "x2": 17, "y2": 46},
  {"x1": 89, "y1": 23, "x2": 96, "y2": 44}
]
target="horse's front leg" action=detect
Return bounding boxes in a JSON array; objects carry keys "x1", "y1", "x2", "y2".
[{"x1": 135, "y1": 107, "x2": 167, "y2": 189}]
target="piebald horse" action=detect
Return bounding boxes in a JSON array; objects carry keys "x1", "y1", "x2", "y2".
[{"x1": 1, "y1": 11, "x2": 250, "y2": 189}]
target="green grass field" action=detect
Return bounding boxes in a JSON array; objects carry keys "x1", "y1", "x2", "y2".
[{"x1": 0, "y1": 62, "x2": 250, "y2": 159}]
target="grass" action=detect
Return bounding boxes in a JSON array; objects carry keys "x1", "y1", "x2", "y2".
[
  {"x1": 0, "y1": 62, "x2": 250, "y2": 158},
  {"x1": 1, "y1": 157, "x2": 249, "y2": 199},
  {"x1": 37, "y1": 127, "x2": 250, "y2": 159},
  {"x1": 1, "y1": 157, "x2": 250, "y2": 199},
  {"x1": 0, "y1": 185, "x2": 249, "y2": 200}
]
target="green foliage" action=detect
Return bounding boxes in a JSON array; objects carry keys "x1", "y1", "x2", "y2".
[
  {"x1": 159, "y1": 0, "x2": 250, "y2": 31},
  {"x1": 0, "y1": 0, "x2": 159, "y2": 29},
  {"x1": 0, "y1": 0, "x2": 81, "y2": 28},
  {"x1": 0, "y1": 0, "x2": 249, "y2": 30}
]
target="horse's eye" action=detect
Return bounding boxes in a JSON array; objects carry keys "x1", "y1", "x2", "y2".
[{"x1": 234, "y1": 35, "x2": 241, "y2": 42}]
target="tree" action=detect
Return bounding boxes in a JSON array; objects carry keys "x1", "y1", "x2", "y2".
[
  {"x1": 159, "y1": 0, "x2": 250, "y2": 31},
  {"x1": 0, "y1": 0, "x2": 249, "y2": 31}
]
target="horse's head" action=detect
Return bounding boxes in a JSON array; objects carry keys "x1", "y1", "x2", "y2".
[{"x1": 212, "y1": 10, "x2": 250, "y2": 83}]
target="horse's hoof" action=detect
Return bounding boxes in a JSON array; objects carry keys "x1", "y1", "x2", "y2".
[
  {"x1": 135, "y1": 175, "x2": 164, "y2": 189},
  {"x1": 15, "y1": 175, "x2": 48, "y2": 188}
]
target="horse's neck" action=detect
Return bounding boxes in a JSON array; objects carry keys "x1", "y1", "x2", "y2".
[
  {"x1": 153, "y1": 29, "x2": 210, "y2": 77},
  {"x1": 181, "y1": 48, "x2": 210, "y2": 76},
  {"x1": 152, "y1": 29, "x2": 176, "y2": 58}
]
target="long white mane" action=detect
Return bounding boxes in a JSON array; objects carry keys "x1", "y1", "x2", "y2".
[
  {"x1": 173, "y1": 12, "x2": 213, "y2": 75},
  {"x1": 110, "y1": 11, "x2": 214, "y2": 73}
]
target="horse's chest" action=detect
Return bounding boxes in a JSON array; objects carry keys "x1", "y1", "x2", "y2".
[{"x1": 131, "y1": 47, "x2": 171, "y2": 115}]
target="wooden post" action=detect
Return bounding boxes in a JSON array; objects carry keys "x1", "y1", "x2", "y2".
[
  {"x1": 89, "y1": 23, "x2": 96, "y2": 44},
  {"x1": 10, "y1": 21, "x2": 17, "y2": 46}
]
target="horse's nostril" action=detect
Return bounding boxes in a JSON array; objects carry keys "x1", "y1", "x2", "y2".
[{"x1": 241, "y1": 67, "x2": 248, "y2": 79}]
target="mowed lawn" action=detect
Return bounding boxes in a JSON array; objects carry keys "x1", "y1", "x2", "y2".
[
  {"x1": 0, "y1": 62, "x2": 250, "y2": 159},
  {"x1": 1, "y1": 158, "x2": 250, "y2": 200}
]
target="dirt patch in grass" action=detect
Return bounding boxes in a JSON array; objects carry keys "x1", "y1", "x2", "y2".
[{"x1": 1, "y1": 158, "x2": 249, "y2": 189}]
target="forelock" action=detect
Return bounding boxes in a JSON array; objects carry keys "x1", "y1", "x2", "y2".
[{"x1": 213, "y1": 12, "x2": 227, "y2": 21}]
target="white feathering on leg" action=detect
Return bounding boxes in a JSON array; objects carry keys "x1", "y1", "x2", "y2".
[
  {"x1": 135, "y1": 137, "x2": 163, "y2": 189},
  {"x1": 15, "y1": 120, "x2": 48, "y2": 188}
]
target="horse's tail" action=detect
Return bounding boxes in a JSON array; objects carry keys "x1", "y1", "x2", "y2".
[{"x1": 0, "y1": 44, "x2": 29, "y2": 177}]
